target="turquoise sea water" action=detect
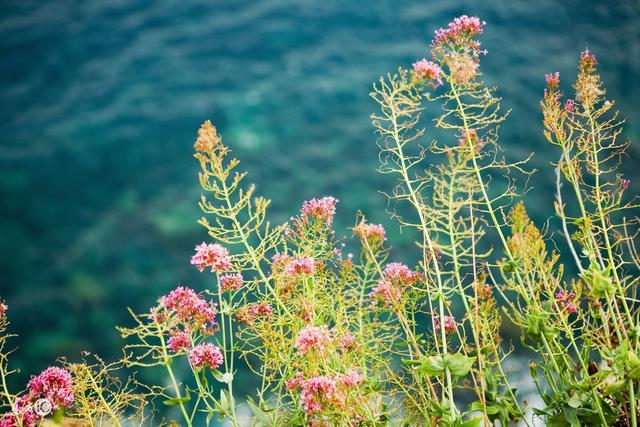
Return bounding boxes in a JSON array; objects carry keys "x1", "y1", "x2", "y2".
[{"x1": 1, "y1": 0, "x2": 639, "y2": 401}]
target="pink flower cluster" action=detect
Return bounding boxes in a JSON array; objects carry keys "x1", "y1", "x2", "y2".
[
  {"x1": 545, "y1": 71, "x2": 560, "y2": 89},
  {"x1": 295, "y1": 325, "x2": 331, "y2": 354},
  {"x1": 354, "y1": 221, "x2": 386, "y2": 245},
  {"x1": 433, "y1": 315, "x2": 457, "y2": 334},
  {"x1": 287, "y1": 369, "x2": 362, "y2": 415},
  {"x1": 337, "y1": 332, "x2": 356, "y2": 352},
  {"x1": 432, "y1": 15, "x2": 486, "y2": 47},
  {"x1": 284, "y1": 256, "x2": 316, "y2": 278},
  {"x1": 301, "y1": 196, "x2": 338, "y2": 225},
  {"x1": 159, "y1": 286, "x2": 217, "y2": 327},
  {"x1": 1, "y1": 366, "x2": 75, "y2": 427},
  {"x1": 555, "y1": 290, "x2": 578, "y2": 314},
  {"x1": 412, "y1": 59, "x2": 443, "y2": 87},
  {"x1": 370, "y1": 280, "x2": 402, "y2": 308},
  {"x1": 0, "y1": 301, "x2": 6, "y2": 319},
  {"x1": 383, "y1": 262, "x2": 420, "y2": 285},
  {"x1": 188, "y1": 343, "x2": 224, "y2": 369},
  {"x1": 191, "y1": 242, "x2": 232, "y2": 272},
  {"x1": 580, "y1": 48, "x2": 597, "y2": 70},
  {"x1": 219, "y1": 273, "x2": 244, "y2": 292},
  {"x1": 447, "y1": 52, "x2": 480, "y2": 84},
  {"x1": 167, "y1": 330, "x2": 191, "y2": 353}
]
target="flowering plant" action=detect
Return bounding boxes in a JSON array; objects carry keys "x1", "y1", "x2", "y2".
[{"x1": 0, "y1": 15, "x2": 638, "y2": 426}]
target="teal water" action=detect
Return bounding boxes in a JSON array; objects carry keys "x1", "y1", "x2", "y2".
[{"x1": 1, "y1": 0, "x2": 639, "y2": 398}]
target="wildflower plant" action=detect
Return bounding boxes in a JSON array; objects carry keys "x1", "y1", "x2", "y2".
[{"x1": 0, "y1": 15, "x2": 638, "y2": 426}]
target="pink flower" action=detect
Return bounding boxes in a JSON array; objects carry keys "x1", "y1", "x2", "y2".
[
  {"x1": 300, "y1": 376, "x2": 341, "y2": 414},
  {"x1": 219, "y1": 273, "x2": 244, "y2": 292},
  {"x1": 0, "y1": 395, "x2": 40, "y2": 427},
  {"x1": 286, "y1": 372, "x2": 304, "y2": 391},
  {"x1": 27, "y1": 367, "x2": 74, "y2": 410},
  {"x1": 337, "y1": 332, "x2": 356, "y2": 352},
  {"x1": 337, "y1": 369, "x2": 363, "y2": 389},
  {"x1": 412, "y1": 59, "x2": 443, "y2": 87},
  {"x1": 564, "y1": 99, "x2": 575, "y2": 112},
  {"x1": 167, "y1": 330, "x2": 191, "y2": 353},
  {"x1": 188, "y1": 343, "x2": 224, "y2": 369},
  {"x1": 555, "y1": 289, "x2": 578, "y2": 314},
  {"x1": 370, "y1": 280, "x2": 402, "y2": 308},
  {"x1": 295, "y1": 325, "x2": 331, "y2": 354},
  {"x1": 284, "y1": 256, "x2": 316, "y2": 278},
  {"x1": 432, "y1": 15, "x2": 486, "y2": 47},
  {"x1": 580, "y1": 48, "x2": 597, "y2": 69},
  {"x1": 249, "y1": 302, "x2": 273, "y2": 317},
  {"x1": 0, "y1": 301, "x2": 6, "y2": 319},
  {"x1": 191, "y1": 242, "x2": 232, "y2": 272},
  {"x1": 236, "y1": 302, "x2": 273, "y2": 324},
  {"x1": 621, "y1": 179, "x2": 630, "y2": 190},
  {"x1": 160, "y1": 286, "x2": 217, "y2": 327},
  {"x1": 433, "y1": 315, "x2": 457, "y2": 334},
  {"x1": 354, "y1": 221, "x2": 386, "y2": 245},
  {"x1": 383, "y1": 262, "x2": 419, "y2": 285},
  {"x1": 301, "y1": 196, "x2": 338, "y2": 225},
  {"x1": 545, "y1": 72, "x2": 560, "y2": 89}
]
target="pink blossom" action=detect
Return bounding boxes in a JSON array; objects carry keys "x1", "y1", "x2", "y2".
[
  {"x1": 555, "y1": 289, "x2": 578, "y2": 314},
  {"x1": 412, "y1": 59, "x2": 443, "y2": 87},
  {"x1": 580, "y1": 48, "x2": 597, "y2": 69},
  {"x1": 545, "y1": 72, "x2": 560, "y2": 89},
  {"x1": 564, "y1": 99, "x2": 575, "y2": 112},
  {"x1": 0, "y1": 395, "x2": 40, "y2": 427},
  {"x1": 188, "y1": 343, "x2": 224, "y2": 369},
  {"x1": 286, "y1": 372, "x2": 304, "y2": 391},
  {"x1": 167, "y1": 330, "x2": 191, "y2": 353},
  {"x1": 295, "y1": 325, "x2": 331, "y2": 354},
  {"x1": 219, "y1": 273, "x2": 244, "y2": 292},
  {"x1": 160, "y1": 286, "x2": 217, "y2": 327},
  {"x1": 432, "y1": 15, "x2": 486, "y2": 47},
  {"x1": 433, "y1": 315, "x2": 457, "y2": 334},
  {"x1": 337, "y1": 369, "x2": 363, "y2": 389},
  {"x1": 337, "y1": 332, "x2": 356, "y2": 352},
  {"x1": 27, "y1": 367, "x2": 74, "y2": 410},
  {"x1": 300, "y1": 376, "x2": 341, "y2": 414},
  {"x1": 354, "y1": 221, "x2": 386, "y2": 244},
  {"x1": 383, "y1": 262, "x2": 419, "y2": 285},
  {"x1": 621, "y1": 179, "x2": 630, "y2": 190},
  {"x1": 301, "y1": 196, "x2": 338, "y2": 225},
  {"x1": 370, "y1": 280, "x2": 402, "y2": 307},
  {"x1": 0, "y1": 301, "x2": 6, "y2": 319},
  {"x1": 249, "y1": 302, "x2": 273, "y2": 317},
  {"x1": 191, "y1": 242, "x2": 232, "y2": 272},
  {"x1": 284, "y1": 256, "x2": 316, "y2": 278}
]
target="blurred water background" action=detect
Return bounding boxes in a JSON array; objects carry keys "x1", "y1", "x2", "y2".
[{"x1": 1, "y1": 0, "x2": 639, "y2": 421}]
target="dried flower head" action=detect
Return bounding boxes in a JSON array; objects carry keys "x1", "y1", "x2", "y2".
[{"x1": 194, "y1": 120, "x2": 219, "y2": 152}]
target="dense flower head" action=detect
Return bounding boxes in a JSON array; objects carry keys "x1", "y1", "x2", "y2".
[
  {"x1": 545, "y1": 72, "x2": 560, "y2": 89},
  {"x1": 576, "y1": 49, "x2": 603, "y2": 108},
  {"x1": 27, "y1": 366, "x2": 74, "y2": 410},
  {"x1": 286, "y1": 372, "x2": 304, "y2": 391},
  {"x1": 194, "y1": 120, "x2": 219, "y2": 152},
  {"x1": 167, "y1": 330, "x2": 191, "y2": 353},
  {"x1": 370, "y1": 280, "x2": 402, "y2": 308},
  {"x1": 301, "y1": 196, "x2": 338, "y2": 225},
  {"x1": 383, "y1": 262, "x2": 419, "y2": 285},
  {"x1": 336, "y1": 369, "x2": 363, "y2": 389},
  {"x1": 446, "y1": 52, "x2": 480, "y2": 84},
  {"x1": 580, "y1": 48, "x2": 597, "y2": 71},
  {"x1": 284, "y1": 256, "x2": 316, "y2": 278},
  {"x1": 188, "y1": 343, "x2": 224, "y2": 369},
  {"x1": 219, "y1": 273, "x2": 244, "y2": 292},
  {"x1": 300, "y1": 376, "x2": 341, "y2": 414},
  {"x1": 0, "y1": 395, "x2": 41, "y2": 427},
  {"x1": 191, "y1": 242, "x2": 232, "y2": 272},
  {"x1": 354, "y1": 220, "x2": 386, "y2": 248},
  {"x1": 433, "y1": 315, "x2": 457, "y2": 334},
  {"x1": 295, "y1": 325, "x2": 331, "y2": 354},
  {"x1": 412, "y1": 59, "x2": 443, "y2": 87},
  {"x1": 432, "y1": 15, "x2": 486, "y2": 48},
  {"x1": 159, "y1": 286, "x2": 217, "y2": 327}
]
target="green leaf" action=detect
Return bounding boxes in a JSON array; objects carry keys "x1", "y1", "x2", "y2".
[
  {"x1": 419, "y1": 355, "x2": 445, "y2": 376},
  {"x1": 445, "y1": 353, "x2": 475, "y2": 377}
]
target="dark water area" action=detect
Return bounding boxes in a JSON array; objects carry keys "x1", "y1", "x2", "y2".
[{"x1": 1, "y1": 0, "x2": 639, "y2": 400}]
